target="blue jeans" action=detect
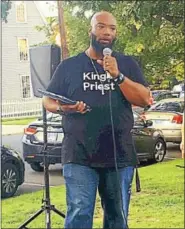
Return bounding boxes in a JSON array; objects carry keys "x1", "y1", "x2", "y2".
[{"x1": 63, "y1": 164, "x2": 134, "y2": 229}]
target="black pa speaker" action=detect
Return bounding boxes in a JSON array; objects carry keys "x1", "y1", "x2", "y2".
[{"x1": 29, "y1": 44, "x2": 61, "y2": 98}]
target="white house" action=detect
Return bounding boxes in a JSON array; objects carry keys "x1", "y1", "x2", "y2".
[{"x1": 2, "y1": 1, "x2": 56, "y2": 117}]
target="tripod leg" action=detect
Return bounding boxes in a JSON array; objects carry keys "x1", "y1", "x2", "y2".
[
  {"x1": 52, "y1": 206, "x2": 65, "y2": 218},
  {"x1": 18, "y1": 208, "x2": 44, "y2": 229},
  {"x1": 46, "y1": 207, "x2": 51, "y2": 229}
]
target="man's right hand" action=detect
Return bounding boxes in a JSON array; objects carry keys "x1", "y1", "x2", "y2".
[
  {"x1": 43, "y1": 96, "x2": 88, "y2": 114},
  {"x1": 57, "y1": 100, "x2": 88, "y2": 114}
]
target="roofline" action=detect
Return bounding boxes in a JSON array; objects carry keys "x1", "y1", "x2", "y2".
[{"x1": 33, "y1": 1, "x2": 47, "y2": 25}]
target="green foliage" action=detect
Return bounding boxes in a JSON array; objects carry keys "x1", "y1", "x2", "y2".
[
  {"x1": 2, "y1": 117, "x2": 37, "y2": 125},
  {"x1": 2, "y1": 159, "x2": 184, "y2": 228},
  {"x1": 1, "y1": 0, "x2": 12, "y2": 23},
  {"x1": 34, "y1": 17, "x2": 59, "y2": 45},
  {"x1": 65, "y1": 1, "x2": 184, "y2": 87},
  {"x1": 35, "y1": 1, "x2": 184, "y2": 88},
  {"x1": 64, "y1": 5, "x2": 90, "y2": 56}
]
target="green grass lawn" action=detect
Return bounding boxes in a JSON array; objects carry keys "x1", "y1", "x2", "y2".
[
  {"x1": 2, "y1": 117, "x2": 37, "y2": 125},
  {"x1": 2, "y1": 159, "x2": 184, "y2": 228}
]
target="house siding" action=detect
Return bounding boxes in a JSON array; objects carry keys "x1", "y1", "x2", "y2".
[{"x1": 2, "y1": 1, "x2": 47, "y2": 100}]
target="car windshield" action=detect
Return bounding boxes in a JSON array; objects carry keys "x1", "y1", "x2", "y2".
[
  {"x1": 152, "y1": 91, "x2": 161, "y2": 99},
  {"x1": 155, "y1": 92, "x2": 180, "y2": 102},
  {"x1": 148, "y1": 101, "x2": 184, "y2": 113}
]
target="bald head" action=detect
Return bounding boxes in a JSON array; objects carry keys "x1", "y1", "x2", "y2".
[{"x1": 90, "y1": 11, "x2": 117, "y2": 28}]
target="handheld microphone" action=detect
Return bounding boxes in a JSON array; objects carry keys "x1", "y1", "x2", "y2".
[{"x1": 103, "y1": 48, "x2": 112, "y2": 80}]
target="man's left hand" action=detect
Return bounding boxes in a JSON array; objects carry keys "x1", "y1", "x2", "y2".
[{"x1": 97, "y1": 56, "x2": 119, "y2": 77}]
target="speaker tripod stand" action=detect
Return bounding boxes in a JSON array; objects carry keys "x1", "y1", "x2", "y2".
[{"x1": 18, "y1": 105, "x2": 65, "y2": 229}]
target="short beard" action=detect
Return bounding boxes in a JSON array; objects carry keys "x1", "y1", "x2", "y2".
[{"x1": 90, "y1": 33, "x2": 116, "y2": 55}]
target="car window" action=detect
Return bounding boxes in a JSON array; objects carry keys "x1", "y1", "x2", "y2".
[
  {"x1": 155, "y1": 93, "x2": 167, "y2": 101},
  {"x1": 152, "y1": 92, "x2": 160, "y2": 99},
  {"x1": 156, "y1": 92, "x2": 180, "y2": 101},
  {"x1": 149, "y1": 103, "x2": 166, "y2": 111},
  {"x1": 166, "y1": 102, "x2": 181, "y2": 112},
  {"x1": 149, "y1": 101, "x2": 183, "y2": 112}
]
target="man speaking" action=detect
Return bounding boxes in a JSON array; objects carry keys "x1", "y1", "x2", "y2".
[{"x1": 43, "y1": 11, "x2": 150, "y2": 229}]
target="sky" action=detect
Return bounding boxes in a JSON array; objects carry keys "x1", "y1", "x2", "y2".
[
  {"x1": 35, "y1": 1, "x2": 58, "y2": 17},
  {"x1": 35, "y1": 1, "x2": 93, "y2": 18}
]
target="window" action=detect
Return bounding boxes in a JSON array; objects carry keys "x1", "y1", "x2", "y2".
[
  {"x1": 16, "y1": 1, "x2": 26, "y2": 23},
  {"x1": 149, "y1": 102, "x2": 184, "y2": 113},
  {"x1": 166, "y1": 102, "x2": 181, "y2": 113},
  {"x1": 149, "y1": 103, "x2": 167, "y2": 111},
  {"x1": 21, "y1": 75, "x2": 31, "y2": 98},
  {"x1": 18, "y1": 38, "x2": 28, "y2": 61}
]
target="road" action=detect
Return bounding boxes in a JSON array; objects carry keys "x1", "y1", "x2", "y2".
[{"x1": 2, "y1": 134, "x2": 182, "y2": 196}]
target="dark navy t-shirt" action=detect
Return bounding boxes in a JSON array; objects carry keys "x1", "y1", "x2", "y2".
[{"x1": 47, "y1": 51, "x2": 148, "y2": 168}]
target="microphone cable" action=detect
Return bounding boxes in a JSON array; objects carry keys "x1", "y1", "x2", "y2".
[
  {"x1": 108, "y1": 88, "x2": 129, "y2": 229},
  {"x1": 88, "y1": 50, "x2": 129, "y2": 228},
  {"x1": 103, "y1": 47, "x2": 129, "y2": 228}
]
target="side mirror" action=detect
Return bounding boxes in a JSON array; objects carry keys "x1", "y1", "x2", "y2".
[{"x1": 144, "y1": 120, "x2": 153, "y2": 127}]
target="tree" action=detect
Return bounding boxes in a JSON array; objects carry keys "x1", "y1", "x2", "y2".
[
  {"x1": 35, "y1": 1, "x2": 184, "y2": 88},
  {"x1": 34, "y1": 17, "x2": 59, "y2": 45},
  {"x1": 1, "y1": 0, "x2": 12, "y2": 23},
  {"x1": 63, "y1": 1, "x2": 184, "y2": 88}
]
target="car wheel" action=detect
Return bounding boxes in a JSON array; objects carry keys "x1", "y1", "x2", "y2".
[
  {"x1": 30, "y1": 162, "x2": 44, "y2": 172},
  {"x1": 1, "y1": 163, "x2": 19, "y2": 198},
  {"x1": 151, "y1": 139, "x2": 166, "y2": 163}
]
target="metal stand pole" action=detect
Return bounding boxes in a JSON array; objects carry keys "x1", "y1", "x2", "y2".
[{"x1": 18, "y1": 105, "x2": 65, "y2": 229}]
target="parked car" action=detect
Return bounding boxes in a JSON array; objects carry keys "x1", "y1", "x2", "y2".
[
  {"x1": 132, "y1": 112, "x2": 166, "y2": 163},
  {"x1": 22, "y1": 112, "x2": 166, "y2": 172},
  {"x1": 1, "y1": 146, "x2": 25, "y2": 198},
  {"x1": 141, "y1": 98, "x2": 184, "y2": 143},
  {"x1": 132, "y1": 89, "x2": 170, "y2": 114},
  {"x1": 154, "y1": 91, "x2": 182, "y2": 104},
  {"x1": 132, "y1": 90, "x2": 154, "y2": 114},
  {"x1": 22, "y1": 113, "x2": 63, "y2": 172},
  {"x1": 151, "y1": 90, "x2": 170, "y2": 100}
]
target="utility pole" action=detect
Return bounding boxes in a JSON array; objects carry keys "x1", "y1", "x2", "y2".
[{"x1": 57, "y1": 1, "x2": 69, "y2": 60}]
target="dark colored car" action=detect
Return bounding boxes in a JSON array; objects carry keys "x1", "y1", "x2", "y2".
[
  {"x1": 1, "y1": 146, "x2": 25, "y2": 198},
  {"x1": 22, "y1": 112, "x2": 166, "y2": 172}
]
